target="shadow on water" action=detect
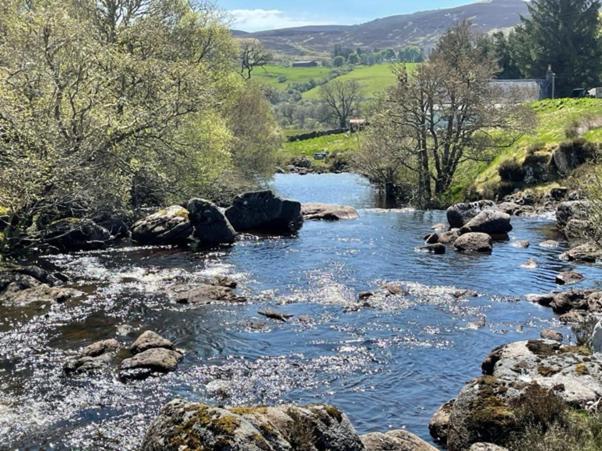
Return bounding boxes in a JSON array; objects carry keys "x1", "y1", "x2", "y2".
[{"x1": 1, "y1": 172, "x2": 602, "y2": 449}]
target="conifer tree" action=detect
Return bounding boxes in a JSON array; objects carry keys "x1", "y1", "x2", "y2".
[{"x1": 515, "y1": 0, "x2": 602, "y2": 96}]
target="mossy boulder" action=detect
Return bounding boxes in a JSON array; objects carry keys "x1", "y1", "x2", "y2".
[
  {"x1": 131, "y1": 206, "x2": 193, "y2": 246},
  {"x1": 141, "y1": 400, "x2": 364, "y2": 451}
]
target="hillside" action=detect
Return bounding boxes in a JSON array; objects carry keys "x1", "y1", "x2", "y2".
[{"x1": 236, "y1": 0, "x2": 528, "y2": 57}]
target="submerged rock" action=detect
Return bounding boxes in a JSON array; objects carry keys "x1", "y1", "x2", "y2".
[
  {"x1": 470, "y1": 444, "x2": 509, "y2": 451},
  {"x1": 447, "y1": 200, "x2": 496, "y2": 229},
  {"x1": 171, "y1": 283, "x2": 245, "y2": 305},
  {"x1": 187, "y1": 198, "x2": 237, "y2": 246},
  {"x1": 453, "y1": 233, "x2": 493, "y2": 254},
  {"x1": 555, "y1": 271, "x2": 584, "y2": 285},
  {"x1": 225, "y1": 191, "x2": 303, "y2": 234},
  {"x1": 419, "y1": 243, "x2": 446, "y2": 255},
  {"x1": 301, "y1": 203, "x2": 359, "y2": 221},
  {"x1": 131, "y1": 206, "x2": 193, "y2": 246},
  {"x1": 141, "y1": 400, "x2": 364, "y2": 451},
  {"x1": 511, "y1": 240, "x2": 530, "y2": 249},
  {"x1": 540, "y1": 329, "x2": 563, "y2": 342},
  {"x1": 460, "y1": 210, "x2": 512, "y2": 237},
  {"x1": 44, "y1": 218, "x2": 112, "y2": 251}
]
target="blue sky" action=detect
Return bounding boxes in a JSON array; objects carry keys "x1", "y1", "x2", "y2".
[{"x1": 215, "y1": 0, "x2": 481, "y2": 32}]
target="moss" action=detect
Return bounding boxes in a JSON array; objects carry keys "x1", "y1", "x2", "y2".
[
  {"x1": 538, "y1": 366, "x2": 560, "y2": 377},
  {"x1": 230, "y1": 406, "x2": 268, "y2": 415},
  {"x1": 575, "y1": 363, "x2": 590, "y2": 376},
  {"x1": 324, "y1": 405, "x2": 343, "y2": 423}
]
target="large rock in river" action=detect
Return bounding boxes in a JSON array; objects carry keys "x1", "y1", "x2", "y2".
[
  {"x1": 556, "y1": 200, "x2": 591, "y2": 238},
  {"x1": 301, "y1": 203, "x2": 359, "y2": 221},
  {"x1": 187, "y1": 198, "x2": 237, "y2": 246},
  {"x1": 141, "y1": 400, "x2": 364, "y2": 451},
  {"x1": 447, "y1": 200, "x2": 496, "y2": 229},
  {"x1": 225, "y1": 191, "x2": 303, "y2": 234},
  {"x1": 453, "y1": 233, "x2": 493, "y2": 254},
  {"x1": 44, "y1": 218, "x2": 111, "y2": 251},
  {"x1": 460, "y1": 210, "x2": 512, "y2": 237},
  {"x1": 131, "y1": 206, "x2": 193, "y2": 246},
  {"x1": 439, "y1": 339, "x2": 602, "y2": 450}
]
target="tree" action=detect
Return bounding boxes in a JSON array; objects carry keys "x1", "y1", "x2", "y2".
[
  {"x1": 319, "y1": 80, "x2": 362, "y2": 129},
  {"x1": 0, "y1": 0, "x2": 277, "y2": 249},
  {"x1": 348, "y1": 53, "x2": 360, "y2": 65},
  {"x1": 365, "y1": 22, "x2": 534, "y2": 207},
  {"x1": 333, "y1": 56, "x2": 345, "y2": 67},
  {"x1": 239, "y1": 38, "x2": 271, "y2": 80},
  {"x1": 514, "y1": 0, "x2": 602, "y2": 96}
]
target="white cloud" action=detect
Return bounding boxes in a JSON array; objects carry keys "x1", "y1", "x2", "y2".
[{"x1": 228, "y1": 9, "x2": 333, "y2": 32}]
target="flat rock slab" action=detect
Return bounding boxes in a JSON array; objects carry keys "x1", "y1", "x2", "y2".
[
  {"x1": 361, "y1": 429, "x2": 437, "y2": 451},
  {"x1": 171, "y1": 283, "x2": 245, "y2": 305},
  {"x1": 454, "y1": 233, "x2": 493, "y2": 254},
  {"x1": 301, "y1": 203, "x2": 359, "y2": 221},
  {"x1": 119, "y1": 348, "x2": 183, "y2": 381}
]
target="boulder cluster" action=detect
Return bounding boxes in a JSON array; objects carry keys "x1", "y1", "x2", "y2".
[
  {"x1": 63, "y1": 330, "x2": 185, "y2": 382},
  {"x1": 35, "y1": 190, "x2": 306, "y2": 252},
  {"x1": 420, "y1": 200, "x2": 513, "y2": 255},
  {"x1": 141, "y1": 399, "x2": 436, "y2": 451}
]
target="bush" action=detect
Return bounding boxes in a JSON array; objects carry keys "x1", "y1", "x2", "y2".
[{"x1": 498, "y1": 159, "x2": 525, "y2": 182}]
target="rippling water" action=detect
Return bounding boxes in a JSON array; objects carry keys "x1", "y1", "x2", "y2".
[{"x1": 2, "y1": 173, "x2": 602, "y2": 449}]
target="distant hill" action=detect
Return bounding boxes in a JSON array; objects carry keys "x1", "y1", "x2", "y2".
[{"x1": 234, "y1": 0, "x2": 528, "y2": 57}]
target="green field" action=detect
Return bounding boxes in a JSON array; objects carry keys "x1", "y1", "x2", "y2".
[
  {"x1": 303, "y1": 63, "x2": 418, "y2": 99},
  {"x1": 278, "y1": 132, "x2": 363, "y2": 166},
  {"x1": 253, "y1": 64, "x2": 333, "y2": 89}
]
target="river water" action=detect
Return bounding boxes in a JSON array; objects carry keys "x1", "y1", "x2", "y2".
[{"x1": 1, "y1": 173, "x2": 602, "y2": 449}]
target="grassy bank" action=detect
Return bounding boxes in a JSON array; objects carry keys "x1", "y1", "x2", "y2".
[
  {"x1": 253, "y1": 65, "x2": 333, "y2": 89},
  {"x1": 452, "y1": 98, "x2": 602, "y2": 201},
  {"x1": 278, "y1": 132, "x2": 363, "y2": 168}
]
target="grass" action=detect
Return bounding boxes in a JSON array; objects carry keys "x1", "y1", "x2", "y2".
[
  {"x1": 466, "y1": 98, "x2": 602, "y2": 198},
  {"x1": 278, "y1": 132, "x2": 363, "y2": 166},
  {"x1": 303, "y1": 63, "x2": 418, "y2": 100},
  {"x1": 253, "y1": 65, "x2": 333, "y2": 90}
]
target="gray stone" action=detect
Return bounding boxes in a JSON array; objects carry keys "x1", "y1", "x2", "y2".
[
  {"x1": 361, "y1": 429, "x2": 437, "y2": 451},
  {"x1": 119, "y1": 348, "x2": 183, "y2": 381},
  {"x1": 171, "y1": 283, "x2": 245, "y2": 305},
  {"x1": 420, "y1": 243, "x2": 446, "y2": 255},
  {"x1": 460, "y1": 210, "x2": 512, "y2": 236},
  {"x1": 454, "y1": 233, "x2": 493, "y2": 254},
  {"x1": 187, "y1": 198, "x2": 237, "y2": 246},
  {"x1": 447, "y1": 200, "x2": 496, "y2": 229},
  {"x1": 540, "y1": 329, "x2": 563, "y2": 342},
  {"x1": 225, "y1": 191, "x2": 303, "y2": 234},
  {"x1": 511, "y1": 240, "x2": 530, "y2": 248},
  {"x1": 470, "y1": 444, "x2": 509, "y2": 451},
  {"x1": 130, "y1": 331, "x2": 174, "y2": 354},
  {"x1": 64, "y1": 338, "x2": 120, "y2": 375},
  {"x1": 560, "y1": 242, "x2": 602, "y2": 263},
  {"x1": 131, "y1": 206, "x2": 193, "y2": 246},
  {"x1": 301, "y1": 203, "x2": 359, "y2": 221}
]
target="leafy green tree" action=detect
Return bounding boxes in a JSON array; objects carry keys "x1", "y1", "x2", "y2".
[
  {"x1": 0, "y1": 0, "x2": 279, "y2": 247},
  {"x1": 347, "y1": 53, "x2": 360, "y2": 65},
  {"x1": 514, "y1": 0, "x2": 602, "y2": 96},
  {"x1": 333, "y1": 55, "x2": 345, "y2": 67}
]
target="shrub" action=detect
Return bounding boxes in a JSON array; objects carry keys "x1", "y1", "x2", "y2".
[{"x1": 498, "y1": 159, "x2": 525, "y2": 182}]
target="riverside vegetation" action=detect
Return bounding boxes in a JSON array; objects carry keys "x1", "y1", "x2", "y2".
[{"x1": 2, "y1": 0, "x2": 602, "y2": 450}]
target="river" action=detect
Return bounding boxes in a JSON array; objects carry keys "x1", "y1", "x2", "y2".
[{"x1": 1, "y1": 173, "x2": 601, "y2": 449}]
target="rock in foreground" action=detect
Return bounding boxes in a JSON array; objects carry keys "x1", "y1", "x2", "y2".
[
  {"x1": 131, "y1": 206, "x2": 193, "y2": 246},
  {"x1": 226, "y1": 191, "x2": 303, "y2": 234},
  {"x1": 142, "y1": 400, "x2": 435, "y2": 451},
  {"x1": 301, "y1": 203, "x2": 359, "y2": 221}
]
